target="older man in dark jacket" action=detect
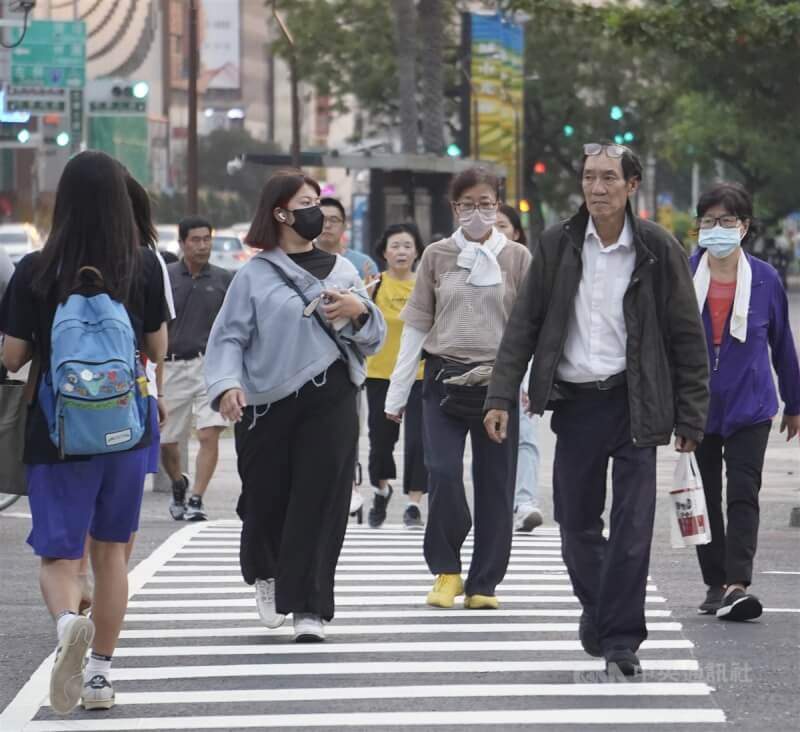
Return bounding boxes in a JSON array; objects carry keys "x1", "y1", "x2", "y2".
[{"x1": 485, "y1": 143, "x2": 709, "y2": 677}]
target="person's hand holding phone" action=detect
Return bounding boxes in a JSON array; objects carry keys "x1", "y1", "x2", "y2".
[{"x1": 321, "y1": 289, "x2": 368, "y2": 323}]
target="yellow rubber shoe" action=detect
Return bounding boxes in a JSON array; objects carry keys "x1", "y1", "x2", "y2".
[
  {"x1": 464, "y1": 594, "x2": 499, "y2": 609},
  {"x1": 426, "y1": 574, "x2": 465, "y2": 608}
]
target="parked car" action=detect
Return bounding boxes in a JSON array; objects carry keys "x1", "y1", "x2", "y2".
[
  {"x1": 210, "y1": 230, "x2": 252, "y2": 271},
  {"x1": 0, "y1": 223, "x2": 42, "y2": 265},
  {"x1": 155, "y1": 224, "x2": 181, "y2": 259}
]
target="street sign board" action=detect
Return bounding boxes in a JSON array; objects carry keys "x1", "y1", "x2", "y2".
[
  {"x1": 9, "y1": 20, "x2": 86, "y2": 89},
  {"x1": 6, "y1": 87, "x2": 67, "y2": 113}
]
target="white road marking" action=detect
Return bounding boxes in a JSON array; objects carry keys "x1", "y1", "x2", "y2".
[
  {"x1": 119, "y1": 621, "x2": 684, "y2": 639},
  {"x1": 22, "y1": 708, "x2": 726, "y2": 730},
  {"x1": 134, "y1": 584, "x2": 661, "y2": 595}
]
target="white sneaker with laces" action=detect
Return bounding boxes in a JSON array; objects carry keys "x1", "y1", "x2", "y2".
[
  {"x1": 254, "y1": 578, "x2": 285, "y2": 629},
  {"x1": 81, "y1": 673, "x2": 115, "y2": 710},
  {"x1": 49, "y1": 615, "x2": 95, "y2": 714},
  {"x1": 294, "y1": 613, "x2": 325, "y2": 642},
  {"x1": 514, "y1": 504, "x2": 544, "y2": 533}
]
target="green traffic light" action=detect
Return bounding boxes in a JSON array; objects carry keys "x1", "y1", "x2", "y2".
[
  {"x1": 563, "y1": 124, "x2": 575, "y2": 137},
  {"x1": 56, "y1": 131, "x2": 70, "y2": 147},
  {"x1": 610, "y1": 105, "x2": 624, "y2": 121},
  {"x1": 132, "y1": 82, "x2": 150, "y2": 99},
  {"x1": 446, "y1": 143, "x2": 461, "y2": 158},
  {"x1": 17, "y1": 129, "x2": 31, "y2": 144},
  {"x1": 613, "y1": 134, "x2": 624, "y2": 145},
  {"x1": 623, "y1": 131, "x2": 635, "y2": 143}
]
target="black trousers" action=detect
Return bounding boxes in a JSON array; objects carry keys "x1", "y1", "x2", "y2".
[
  {"x1": 421, "y1": 359, "x2": 518, "y2": 596},
  {"x1": 694, "y1": 421, "x2": 771, "y2": 588},
  {"x1": 234, "y1": 361, "x2": 358, "y2": 621},
  {"x1": 365, "y1": 378, "x2": 427, "y2": 494},
  {"x1": 551, "y1": 387, "x2": 657, "y2": 653}
]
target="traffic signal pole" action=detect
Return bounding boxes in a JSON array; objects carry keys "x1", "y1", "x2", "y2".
[{"x1": 187, "y1": 0, "x2": 199, "y2": 213}]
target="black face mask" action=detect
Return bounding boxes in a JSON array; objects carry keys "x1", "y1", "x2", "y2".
[{"x1": 286, "y1": 205, "x2": 324, "y2": 242}]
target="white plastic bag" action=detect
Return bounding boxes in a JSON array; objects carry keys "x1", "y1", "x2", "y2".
[{"x1": 669, "y1": 453, "x2": 712, "y2": 548}]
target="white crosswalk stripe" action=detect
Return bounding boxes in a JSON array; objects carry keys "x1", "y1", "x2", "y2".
[{"x1": 1, "y1": 520, "x2": 725, "y2": 729}]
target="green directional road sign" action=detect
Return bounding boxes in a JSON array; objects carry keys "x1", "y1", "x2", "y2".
[{"x1": 10, "y1": 20, "x2": 86, "y2": 89}]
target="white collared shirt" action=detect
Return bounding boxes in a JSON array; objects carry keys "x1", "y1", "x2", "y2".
[{"x1": 556, "y1": 215, "x2": 636, "y2": 383}]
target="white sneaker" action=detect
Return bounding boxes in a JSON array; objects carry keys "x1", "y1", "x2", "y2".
[
  {"x1": 81, "y1": 673, "x2": 114, "y2": 710},
  {"x1": 514, "y1": 505, "x2": 544, "y2": 533},
  {"x1": 294, "y1": 613, "x2": 325, "y2": 642},
  {"x1": 49, "y1": 615, "x2": 95, "y2": 714},
  {"x1": 254, "y1": 578, "x2": 285, "y2": 629},
  {"x1": 349, "y1": 489, "x2": 364, "y2": 514}
]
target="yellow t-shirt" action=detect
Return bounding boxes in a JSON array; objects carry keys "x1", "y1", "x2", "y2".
[{"x1": 367, "y1": 274, "x2": 425, "y2": 381}]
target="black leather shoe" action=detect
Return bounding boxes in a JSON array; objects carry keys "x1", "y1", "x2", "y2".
[
  {"x1": 368, "y1": 485, "x2": 393, "y2": 528},
  {"x1": 579, "y1": 609, "x2": 602, "y2": 657},
  {"x1": 604, "y1": 646, "x2": 642, "y2": 677}
]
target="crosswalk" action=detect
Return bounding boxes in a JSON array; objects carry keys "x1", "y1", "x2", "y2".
[{"x1": 1, "y1": 520, "x2": 725, "y2": 730}]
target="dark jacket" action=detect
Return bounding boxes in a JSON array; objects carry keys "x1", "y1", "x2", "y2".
[
  {"x1": 486, "y1": 203, "x2": 710, "y2": 447},
  {"x1": 690, "y1": 250, "x2": 800, "y2": 437}
]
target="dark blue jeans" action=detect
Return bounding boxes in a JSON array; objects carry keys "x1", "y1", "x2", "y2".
[
  {"x1": 551, "y1": 386, "x2": 657, "y2": 653},
  {"x1": 421, "y1": 359, "x2": 518, "y2": 597}
]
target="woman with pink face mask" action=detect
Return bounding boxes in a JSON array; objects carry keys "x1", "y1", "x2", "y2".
[{"x1": 385, "y1": 168, "x2": 531, "y2": 610}]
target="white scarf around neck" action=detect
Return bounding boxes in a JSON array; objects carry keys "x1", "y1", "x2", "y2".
[
  {"x1": 693, "y1": 250, "x2": 752, "y2": 343},
  {"x1": 452, "y1": 226, "x2": 507, "y2": 287}
]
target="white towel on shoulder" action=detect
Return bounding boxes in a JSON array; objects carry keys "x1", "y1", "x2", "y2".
[
  {"x1": 692, "y1": 250, "x2": 752, "y2": 343},
  {"x1": 452, "y1": 227, "x2": 507, "y2": 287}
]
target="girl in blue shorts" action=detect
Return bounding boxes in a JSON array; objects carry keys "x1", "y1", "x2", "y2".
[{"x1": 0, "y1": 151, "x2": 167, "y2": 714}]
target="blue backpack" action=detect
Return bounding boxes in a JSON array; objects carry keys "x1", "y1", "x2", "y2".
[{"x1": 39, "y1": 268, "x2": 148, "y2": 458}]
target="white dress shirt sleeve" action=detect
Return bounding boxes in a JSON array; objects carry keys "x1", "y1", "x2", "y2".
[{"x1": 385, "y1": 325, "x2": 428, "y2": 416}]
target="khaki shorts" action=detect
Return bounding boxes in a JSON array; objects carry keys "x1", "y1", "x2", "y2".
[{"x1": 160, "y1": 356, "x2": 227, "y2": 444}]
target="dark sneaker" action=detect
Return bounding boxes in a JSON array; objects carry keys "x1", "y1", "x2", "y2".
[
  {"x1": 579, "y1": 608, "x2": 602, "y2": 657},
  {"x1": 183, "y1": 495, "x2": 208, "y2": 522},
  {"x1": 604, "y1": 646, "x2": 642, "y2": 677},
  {"x1": 368, "y1": 485, "x2": 393, "y2": 528},
  {"x1": 169, "y1": 473, "x2": 189, "y2": 520},
  {"x1": 403, "y1": 503, "x2": 424, "y2": 530},
  {"x1": 716, "y1": 588, "x2": 762, "y2": 621},
  {"x1": 697, "y1": 586, "x2": 726, "y2": 615}
]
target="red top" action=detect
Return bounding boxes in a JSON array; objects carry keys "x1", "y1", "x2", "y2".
[{"x1": 708, "y1": 279, "x2": 737, "y2": 346}]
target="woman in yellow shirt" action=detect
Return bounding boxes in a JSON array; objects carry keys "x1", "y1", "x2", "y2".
[{"x1": 366, "y1": 224, "x2": 427, "y2": 529}]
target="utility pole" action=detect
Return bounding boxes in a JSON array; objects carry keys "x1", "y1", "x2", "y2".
[
  {"x1": 187, "y1": 0, "x2": 199, "y2": 212},
  {"x1": 272, "y1": 4, "x2": 300, "y2": 167}
]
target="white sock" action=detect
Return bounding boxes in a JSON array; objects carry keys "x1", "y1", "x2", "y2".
[
  {"x1": 84, "y1": 652, "x2": 112, "y2": 681},
  {"x1": 374, "y1": 486, "x2": 390, "y2": 497},
  {"x1": 56, "y1": 611, "x2": 77, "y2": 643}
]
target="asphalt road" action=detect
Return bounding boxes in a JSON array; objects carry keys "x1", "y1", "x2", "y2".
[{"x1": 0, "y1": 290, "x2": 797, "y2": 731}]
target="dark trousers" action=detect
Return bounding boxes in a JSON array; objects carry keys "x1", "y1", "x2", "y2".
[
  {"x1": 551, "y1": 387, "x2": 657, "y2": 653},
  {"x1": 421, "y1": 360, "x2": 518, "y2": 596},
  {"x1": 234, "y1": 361, "x2": 358, "y2": 621},
  {"x1": 694, "y1": 421, "x2": 771, "y2": 588},
  {"x1": 365, "y1": 378, "x2": 427, "y2": 494}
]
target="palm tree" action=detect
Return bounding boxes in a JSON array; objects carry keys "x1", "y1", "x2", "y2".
[
  {"x1": 394, "y1": 0, "x2": 418, "y2": 153},
  {"x1": 418, "y1": 0, "x2": 445, "y2": 154}
]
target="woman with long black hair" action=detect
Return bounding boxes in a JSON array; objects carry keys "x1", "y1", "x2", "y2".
[
  {"x1": 205, "y1": 169, "x2": 385, "y2": 642},
  {"x1": 0, "y1": 151, "x2": 168, "y2": 713}
]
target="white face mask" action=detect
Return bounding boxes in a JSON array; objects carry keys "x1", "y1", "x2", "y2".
[{"x1": 459, "y1": 208, "x2": 497, "y2": 241}]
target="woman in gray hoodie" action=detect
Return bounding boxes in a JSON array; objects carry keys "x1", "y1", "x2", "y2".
[{"x1": 205, "y1": 169, "x2": 385, "y2": 642}]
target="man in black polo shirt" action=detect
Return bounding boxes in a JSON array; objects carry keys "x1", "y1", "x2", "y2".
[{"x1": 161, "y1": 216, "x2": 233, "y2": 521}]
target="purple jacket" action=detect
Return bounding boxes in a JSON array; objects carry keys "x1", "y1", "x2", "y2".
[{"x1": 690, "y1": 250, "x2": 800, "y2": 437}]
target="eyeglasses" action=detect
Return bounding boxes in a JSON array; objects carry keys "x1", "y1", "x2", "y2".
[
  {"x1": 697, "y1": 215, "x2": 740, "y2": 230},
  {"x1": 323, "y1": 216, "x2": 344, "y2": 225},
  {"x1": 583, "y1": 143, "x2": 629, "y2": 159},
  {"x1": 453, "y1": 201, "x2": 498, "y2": 214}
]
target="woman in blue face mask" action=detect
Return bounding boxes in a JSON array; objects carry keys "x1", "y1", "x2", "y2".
[{"x1": 689, "y1": 182, "x2": 800, "y2": 621}]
